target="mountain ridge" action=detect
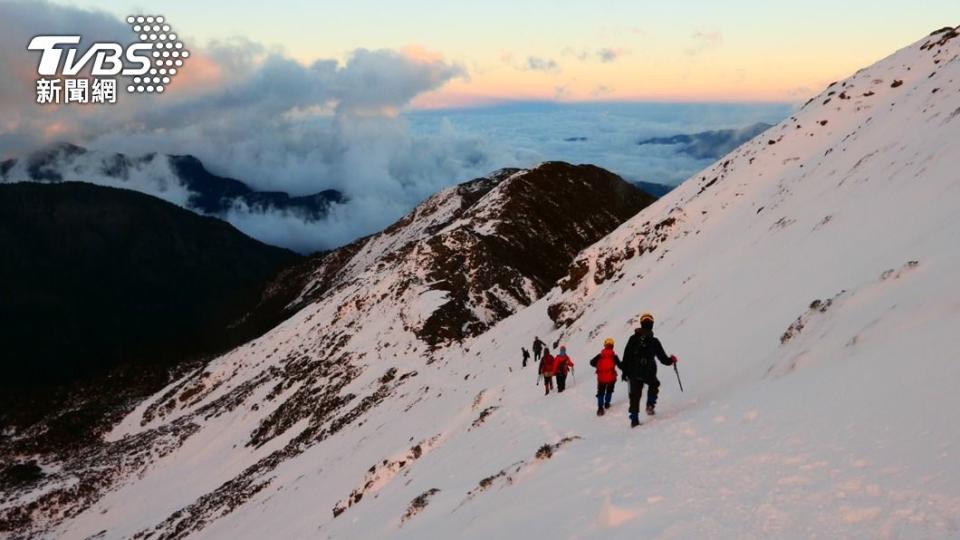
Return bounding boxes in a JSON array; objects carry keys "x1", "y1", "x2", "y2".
[
  {"x1": 0, "y1": 161, "x2": 654, "y2": 538},
  {"x1": 0, "y1": 143, "x2": 345, "y2": 244}
]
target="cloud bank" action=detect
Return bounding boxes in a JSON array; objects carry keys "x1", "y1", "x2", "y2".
[
  {"x1": 0, "y1": 1, "x2": 527, "y2": 252},
  {"x1": 407, "y1": 101, "x2": 791, "y2": 189}
]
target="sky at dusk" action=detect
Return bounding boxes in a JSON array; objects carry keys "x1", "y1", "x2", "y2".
[{"x1": 58, "y1": 0, "x2": 958, "y2": 105}]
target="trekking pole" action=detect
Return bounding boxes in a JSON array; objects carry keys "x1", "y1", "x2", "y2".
[{"x1": 673, "y1": 360, "x2": 684, "y2": 392}]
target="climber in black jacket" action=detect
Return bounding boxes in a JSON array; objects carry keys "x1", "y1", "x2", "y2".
[{"x1": 620, "y1": 312, "x2": 677, "y2": 427}]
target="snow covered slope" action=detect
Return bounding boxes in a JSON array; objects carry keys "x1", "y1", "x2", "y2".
[
  {"x1": 0, "y1": 162, "x2": 651, "y2": 538},
  {"x1": 4, "y1": 27, "x2": 960, "y2": 539}
]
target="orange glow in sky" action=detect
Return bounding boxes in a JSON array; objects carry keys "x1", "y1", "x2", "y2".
[{"x1": 31, "y1": 0, "x2": 960, "y2": 107}]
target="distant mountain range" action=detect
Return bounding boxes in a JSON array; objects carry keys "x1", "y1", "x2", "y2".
[
  {"x1": 637, "y1": 122, "x2": 772, "y2": 160},
  {"x1": 0, "y1": 143, "x2": 344, "y2": 221},
  {"x1": 633, "y1": 180, "x2": 673, "y2": 197}
]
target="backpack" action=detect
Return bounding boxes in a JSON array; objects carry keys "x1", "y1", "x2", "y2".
[
  {"x1": 540, "y1": 354, "x2": 556, "y2": 376},
  {"x1": 638, "y1": 336, "x2": 656, "y2": 371},
  {"x1": 595, "y1": 348, "x2": 617, "y2": 383},
  {"x1": 553, "y1": 354, "x2": 567, "y2": 374}
]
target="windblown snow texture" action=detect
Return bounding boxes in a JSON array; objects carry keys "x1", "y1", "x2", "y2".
[{"x1": 3, "y1": 27, "x2": 960, "y2": 540}]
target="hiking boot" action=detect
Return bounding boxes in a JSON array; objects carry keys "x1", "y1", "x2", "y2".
[
  {"x1": 597, "y1": 407, "x2": 605, "y2": 416},
  {"x1": 604, "y1": 402, "x2": 611, "y2": 409},
  {"x1": 646, "y1": 405, "x2": 655, "y2": 416},
  {"x1": 630, "y1": 415, "x2": 640, "y2": 428}
]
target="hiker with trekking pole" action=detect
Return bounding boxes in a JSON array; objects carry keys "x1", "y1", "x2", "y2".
[{"x1": 620, "y1": 313, "x2": 680, "y2": 427}]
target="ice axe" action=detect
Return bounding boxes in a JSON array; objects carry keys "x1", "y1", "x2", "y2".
[{"x1": 671, "y1": 355, "x2": 684, "y2": 392}]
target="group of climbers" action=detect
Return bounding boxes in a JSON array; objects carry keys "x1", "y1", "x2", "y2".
[
  {"x1": 529, "y1": 337, "x2": 575, "y2": 395},
  {"x1": 523, "y1": 313, "x2": 679, "y2": 428}
]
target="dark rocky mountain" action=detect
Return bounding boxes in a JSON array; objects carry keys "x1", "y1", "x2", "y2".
[
  {"x1": 0, "y1": 162, "x2": 654, "y2": 537},
  {"x1": 166, "y1": 154, "x2": 343, "y2": 218},
  {"x1": 244, "y1": 162, "x2": 657, "y2": 349},
  {"x1": 0, "y1": 143, "x2": 344, "y2": 221},
  {"x1": 637, "y1": 122, "x2": 772, "y2": 159},
  {"x1": 0, "y1": 182, "x2": 300, "y2": 448}
]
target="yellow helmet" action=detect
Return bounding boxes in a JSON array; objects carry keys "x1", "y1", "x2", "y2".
[
  {"x1": 603, "y1": 337, "x2": 615, "y2": 347},
  {"x1": 640, "y1": 313, "x2": 655, "y2": 324}
]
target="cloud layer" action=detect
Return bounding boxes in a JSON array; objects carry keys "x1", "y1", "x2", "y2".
[
  {"x1": 0, "y1": 2, "x2": 789, "y2": 253},
  {"x1": 407, "y1": 101, "x2": 791, "y2": 188},
  {"x1": 0, "y1": 1, "x2": 530, "y2": 252}
]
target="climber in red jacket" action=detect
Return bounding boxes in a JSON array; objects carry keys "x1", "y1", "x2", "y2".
[
  {"x1": 554, "y1": 346, "x2": 575, "y2": 392},
  {"x1": 589, "y1": 338, "x2": 622, "y2": 416},
  {"x1": 539, "y1": 348, "x2": 557, "y2": 395}
]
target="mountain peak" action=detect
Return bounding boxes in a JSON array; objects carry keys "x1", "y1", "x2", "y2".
[{"x1": 255, "y1": 161, "x2": 655, "y2": 352}]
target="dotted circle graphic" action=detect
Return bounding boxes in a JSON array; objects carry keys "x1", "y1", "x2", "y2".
[{"x1": 125, "y1": 15, "x2": 189, "y2": 94}]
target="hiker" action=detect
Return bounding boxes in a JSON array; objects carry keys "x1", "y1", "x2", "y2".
[
  {"x1": 539, "y1": 348, "x2": 556, "y2": 395},
  {"x1": 621, "y1": 313, "x2": 677, "y2": 427},
  {"x1": 554, "y1": 346, "x2": 574, "y2": 392},
  {"x1": 521, "y1": 347, "x2": 531, "y2": 368},
  {"x1": 589, "y1": 338, "x2": 622, "y2": 416},
  {"x1": 532, "y1": 336, "x2": 545, "y2": 362}
]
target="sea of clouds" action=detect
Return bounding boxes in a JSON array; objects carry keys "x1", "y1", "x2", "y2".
[{"x1": 0, "y1": 1, "x2": 791, "y2": 252}]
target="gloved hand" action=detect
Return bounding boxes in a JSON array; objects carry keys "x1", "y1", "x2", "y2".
[
  {"x1": 621, "y1": 373, "x2": 628, "y2": 382},
  {"x1": 670, "y1": 355, "x2": 678, "y2": 365}
]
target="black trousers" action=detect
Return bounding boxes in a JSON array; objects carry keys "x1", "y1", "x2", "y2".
[
  {"x1": 596, "y1": 382, "x2": 615, "y2": 408},
  {"x1": 556, "y1": 373, "x2": 567, "y2": 392},
  {"x1": 534, "y1": 349, "x2": 542, "y2": 361},
  {"x1": 628, "y1": 376, "x2": 660, "y2": 414},
  {"x1": 542, "y1": 375, "x2": 553, "y2": 394}
]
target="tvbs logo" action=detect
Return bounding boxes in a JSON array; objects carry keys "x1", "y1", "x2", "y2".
[{"x1": 28, "y1": 15, "x2": 189, "y2": 105}]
